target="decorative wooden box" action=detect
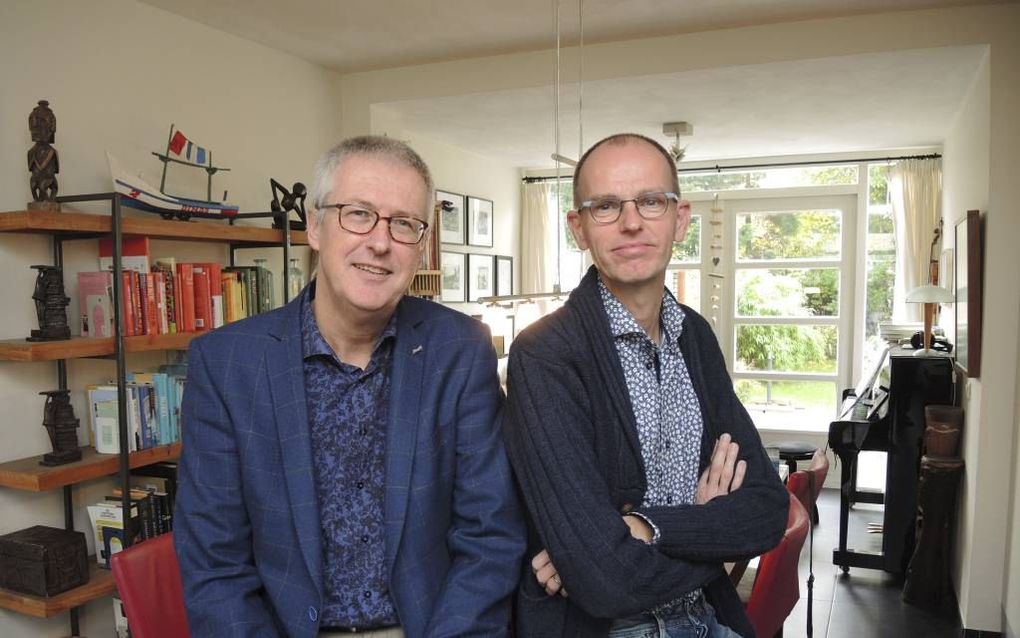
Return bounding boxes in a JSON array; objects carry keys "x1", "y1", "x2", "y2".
[{"x1": 0, "y1": 525, "x2": 88, "y2": 597}]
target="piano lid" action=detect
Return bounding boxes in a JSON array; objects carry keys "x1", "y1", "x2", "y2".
[{"x1": 839, "y1": 346, "x2": 890, "y2": 420}]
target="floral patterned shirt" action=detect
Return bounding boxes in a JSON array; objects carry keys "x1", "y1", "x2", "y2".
[{"x1": 301, "y1": 283, "x2": 398, "y2": 628}]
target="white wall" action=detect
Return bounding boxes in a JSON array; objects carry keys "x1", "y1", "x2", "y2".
[
  {"x1": 338, "y1": 5, "x2": 1020, "y2": 631},
  {"x1": 0, "y1": 1, "x2": 341, "y2": 635},
  {"x1": 372, "y1": 106, "x2": 522, "y2": 334},
  {"x1": 1009, "y1": 321, "x2": 1020, "y2": 638},
  {"x1": 942, "y1": 48, "x2": 991, "y2": 628}
]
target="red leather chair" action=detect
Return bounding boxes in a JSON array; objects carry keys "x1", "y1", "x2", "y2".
[
  {"x1": 110, "y1": 533, "x2": 190, "y2": 638},
  {"x1": 786, "y1": 448, "x2": 830, "y2": 637},
  {"x1": 745, "y1": 492, "x2": 809, "y2": 638},
  {"x1": 787, "y1": 447, "x2": 829, "y2": 525}
]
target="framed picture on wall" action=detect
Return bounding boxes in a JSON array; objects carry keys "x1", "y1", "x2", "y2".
[
  {"x1": 467, "y1": 196, "x2": 494, "y2": 247},
  {"x1": 954, "y1": 210, "x2": 983, "y2": 377},
  {"x1": 495, "y1": 255, "x2": 513, "y2": 296},
  {"x1": 468, "y1": 253, "x2": 495, "y2": 302},
  {"x1": 440, "y1": 251, "x2": 466, "y2": 302},
  {"x1": 437, "y1": 190, "x2": 466, "y2": 245}
]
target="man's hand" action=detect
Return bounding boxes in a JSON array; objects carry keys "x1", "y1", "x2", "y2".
[
  {"x1": 532, "y1": 550, "x2": 568, "y2": 597},
  {"x1": 696, "y1": 433, "x2": 746, "y2": 504}
]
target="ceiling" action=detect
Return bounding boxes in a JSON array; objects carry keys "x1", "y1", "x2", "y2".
[
  {"x1": 380, "y1": 45, "x2": 987, "y2": 167},
  {"x1": 141, "y1": 1, "x2": 993, "y2": 166},
  {"x1": 143, "y1": 0, "x2": 993, "y2": 73}
]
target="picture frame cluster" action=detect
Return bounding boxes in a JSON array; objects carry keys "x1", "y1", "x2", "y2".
[{"x1": 437, "y1": 189, "x2": 511, "y2": 303}]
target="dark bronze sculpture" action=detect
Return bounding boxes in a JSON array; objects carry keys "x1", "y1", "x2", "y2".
[
  {"x1": 28, "y1": 265, "x2": 71, "y2": 341},
  {"x1": 27, "y1": 100, "x2": 60, "y2": 211},
  {"x1": 269, "y1": 178, "x2": 307, "y2": 231},
  {"x1": 39, "y1": 390, "x2": 82, "y2": 466}
]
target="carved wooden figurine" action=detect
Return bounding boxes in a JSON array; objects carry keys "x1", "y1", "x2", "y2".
[
  {"x1": 39, "y1": 390, "x2": 82, "y2": 466},
  {"x1": 27, "y1": 265, "x2": 71, "y2": 341},
  {"x1": 27, "y1": 100, "x2": 61, "y2": 211}
]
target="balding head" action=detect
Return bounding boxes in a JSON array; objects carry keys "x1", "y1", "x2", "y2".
[{"x1": 572, "y1": 133, "x2": 680, "y2": 207}]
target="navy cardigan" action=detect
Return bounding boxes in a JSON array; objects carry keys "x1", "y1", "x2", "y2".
[{"x1": 503, "y1": 267, "x2": 788, "y2": 637}]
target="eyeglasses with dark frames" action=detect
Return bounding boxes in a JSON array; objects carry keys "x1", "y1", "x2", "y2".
[
  {"x1": 321, "y1": 203, "x2": 429, "y2": 245},
  {"x1": 578, "y1": 192, "x2": 679, "y2": 225}
]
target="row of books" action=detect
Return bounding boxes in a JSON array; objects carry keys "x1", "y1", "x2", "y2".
[
  {"x1": 86, "y1": 462, "x2": 178, "y2": 568},
  {"x1": 85, "y1": 364, "x2": 186, "y2": 453},
  {"x1": 78, "y1": 236, "x2": 276, "y2": 338}
]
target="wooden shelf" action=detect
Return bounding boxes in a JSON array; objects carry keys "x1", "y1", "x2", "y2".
[
  {"x1": 0, "y1": 443, "x2": 181, "y2": 492},
  {"x1": 0, "y1": 331, "x2": 200, "y2": 362},
  {"x1": 0, "y1": 209, "x2": 308, "y2": 245},
  {"x1": 0, "y1": 562, "x2": 114, "y2": 618}
]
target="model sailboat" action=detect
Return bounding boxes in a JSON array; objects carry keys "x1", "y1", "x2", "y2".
[{"x1": 108, "y1": 124, "x2": 238, "y2": 220}]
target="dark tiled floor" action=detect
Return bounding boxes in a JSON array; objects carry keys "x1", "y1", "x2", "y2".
[{"x1": 777, "y1": 490, "x2": 960, "y2": 638}]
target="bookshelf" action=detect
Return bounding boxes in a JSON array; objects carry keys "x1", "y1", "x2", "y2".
[
  {"x1": 0, "y1": 332, "x2": 197, "y2": 362},
  {"x1": 0, "y1": 443, "x2": 181, "y2": 492},
  {"x1": 0, "y1": 209, "x2": 308, "y2": 244},
  {"x1": 0, "y1": 563, "x2": 114, "y2": 618},
  {"x1": 0, "y1": 202, "x2": 306, "y2": 634}
]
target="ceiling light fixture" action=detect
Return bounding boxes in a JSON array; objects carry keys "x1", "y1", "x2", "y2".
[{"x1": 663, "y1": 121, "x2": 693, "y2": 163}]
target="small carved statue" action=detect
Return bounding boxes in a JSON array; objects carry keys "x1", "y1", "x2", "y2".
[
  {"x1": 270, "y1": 178, "x2": 308, "y2": 231},
  {"x1": 27, "y1": 100, "x2": 61, "y2": 211},
  {"x1": 28, "y1": 265, "x2": 71, "y2": 342},
  {"x1": 40, "y1": 390, "x2": 82, "y2": 466}
]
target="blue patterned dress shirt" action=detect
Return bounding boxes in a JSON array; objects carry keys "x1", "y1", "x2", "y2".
[
  {"x1": 301, "y1": 283, "x2": 399, "y2": 628},
  {"x1": 599, "y1": 278, "x2": 706, "y2": 614}
]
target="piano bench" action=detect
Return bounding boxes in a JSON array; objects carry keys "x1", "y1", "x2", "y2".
[{"x1": 776, "y1": 441, "x2": 817, "y2": 472}]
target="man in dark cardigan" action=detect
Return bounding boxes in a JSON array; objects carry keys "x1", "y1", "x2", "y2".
[{"x1": 503, "y1": 133, "x2": 789, "y2": 637}]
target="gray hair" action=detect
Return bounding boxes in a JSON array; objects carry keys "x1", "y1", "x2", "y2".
[
  {"x1": 572, "y1": 133, "x2": 681, "y2": 208},
  {"x1": 310, "y1": 135, "x2": 434, "y2": 223}
]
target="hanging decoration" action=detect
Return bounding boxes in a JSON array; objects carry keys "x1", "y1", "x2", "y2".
[{"x1": 707, "y1": 193, "x2": 725, "y2": 330}]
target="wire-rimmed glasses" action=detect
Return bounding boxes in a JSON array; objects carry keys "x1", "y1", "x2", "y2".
[{"x1": 578, "y1": 192, "x2": 679, "y2": 225}]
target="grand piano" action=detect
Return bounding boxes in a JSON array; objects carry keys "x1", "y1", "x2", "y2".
[{"x1": 829, "y1": 348, "x2": 954, "y2": 575}]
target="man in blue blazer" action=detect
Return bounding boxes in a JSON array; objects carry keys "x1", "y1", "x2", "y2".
[{"x1": 174, "y1": 136, "x2": 525, "y2": 637}]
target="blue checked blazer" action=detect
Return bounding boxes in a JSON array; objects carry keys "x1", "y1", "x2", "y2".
[{"x1": 173, "y1": 291, "x2": 525, "y2": 637}]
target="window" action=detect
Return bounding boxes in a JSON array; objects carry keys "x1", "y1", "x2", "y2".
[
  {"x1": 728, "y1": 200, "x2": 853, "y2": 430},
  {"x1": 548, "y1": 180, "x2": 584, "y2": 291},
  {"x1": 861, "y1": 163, "x2": 895, "y2": 374},
  {"x1": 680, "y1": 165, "x2": 858, "y2": 193},
  {"x1": 666, "y1": 214, "x2": 701, "y2": 311}
]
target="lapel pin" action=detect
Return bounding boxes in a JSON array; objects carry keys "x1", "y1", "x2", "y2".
[{"x1": 411, "y1": 345, "x2": 423, "y2": 355}]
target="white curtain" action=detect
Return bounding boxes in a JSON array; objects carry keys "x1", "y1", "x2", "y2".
[
  {"x1": 891, "y1": 158, "x2": 942, "y2": 322},
  {"x1": 520, "y1": 181, "x2": 554, "y2": 294}
]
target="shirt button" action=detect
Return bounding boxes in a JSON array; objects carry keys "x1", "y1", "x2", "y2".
[
  {"x1": 357, "y1": 481, "x2": 364, "y2": 489},
  {"x1": 667, "y1": 495, "x2": 674, "y2": 504},
  {"x1": 363, "y1": 591, "x2": 372, "y2": 599},
  {"x1": 665, "y1": 441, "x2": 672, "y2": 449},
  {"x1": 360, "y1": 428, "x2": 367, "y2": 436},
  {"x1": 361, "y1": 535, "x2": 369, "y2": 543}
]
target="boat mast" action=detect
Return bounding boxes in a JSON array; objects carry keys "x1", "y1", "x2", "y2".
[{"x1": 159, "y1": 123, "x2": 174, "y2": 194}]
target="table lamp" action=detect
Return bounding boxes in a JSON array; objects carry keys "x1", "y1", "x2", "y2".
[{"x1": 905, "y1": 284, "x2": 955, "y2": 356}]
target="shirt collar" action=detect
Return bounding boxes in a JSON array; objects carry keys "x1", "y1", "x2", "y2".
[
  {"x1": 300, "y1": 279, "x2": 398, "y2": 363},
  {"x1": 597, "y1": 275, "x2": 686, "y2": 345}
]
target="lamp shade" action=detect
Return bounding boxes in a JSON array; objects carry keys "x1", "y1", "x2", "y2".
[{"x1": 906, "y1": 284, "x2": 955, "y2": 304}]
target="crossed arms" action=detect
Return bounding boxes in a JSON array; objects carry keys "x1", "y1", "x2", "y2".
[{"x1": 502, "y1": 338, "x2": 788, "y2": 619}]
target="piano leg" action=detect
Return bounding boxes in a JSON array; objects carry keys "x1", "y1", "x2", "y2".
[
  {"x1": 848, "y1": 455, "x2": 859, "y2": 507},
  {"x1": 835, "y1": 449, "x2": 855, "y2": 574}
]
